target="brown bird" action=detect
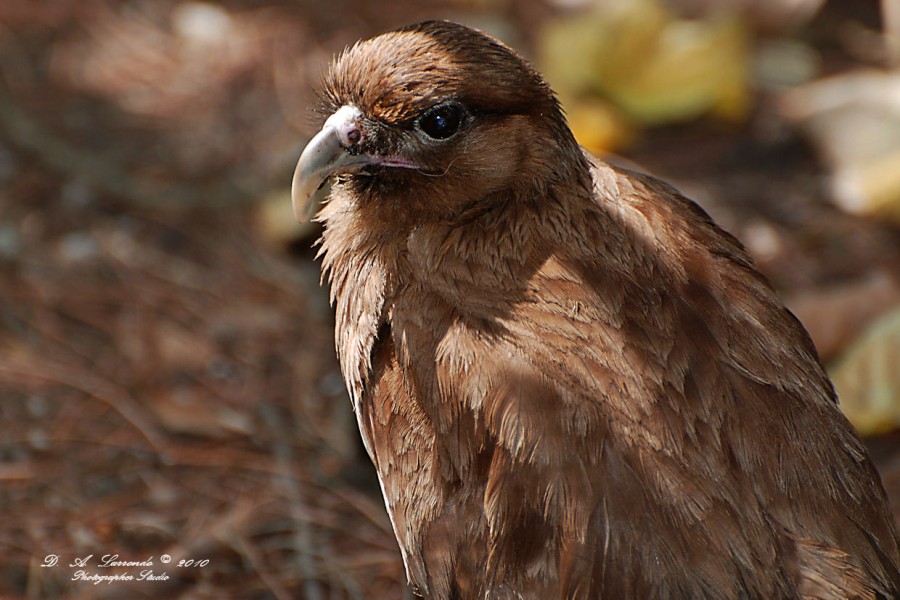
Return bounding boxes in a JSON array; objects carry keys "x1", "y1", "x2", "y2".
[{"x1": 292, "y1": 20, "x2": 900, "y2": 599}]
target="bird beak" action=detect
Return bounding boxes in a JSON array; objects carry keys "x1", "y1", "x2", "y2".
[{"x1": 291, "y1": 105, "x2": 370, "y2": 222}]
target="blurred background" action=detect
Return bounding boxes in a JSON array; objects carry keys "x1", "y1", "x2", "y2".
[{"x1": 1, "y1": 0, "x2": 899, "y2": 597}]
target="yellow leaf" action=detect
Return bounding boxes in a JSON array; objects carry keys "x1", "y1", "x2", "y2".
[
  {"x1": 830, "y1": 307, "x2": 900, "y2": 435},
  {"x1": 539, "y1": 0, "x2": 751, "y2": 128},
  {"x1": 565, "y1": 98, "x2": 633, "y2": 155}
]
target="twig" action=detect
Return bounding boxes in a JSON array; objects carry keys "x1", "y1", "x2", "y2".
[
  {"x1": 260, "y1": 402, "x2": 325, "y2": 600},
  {"x1": 0, "y1": 64, "x2": 258, "y2": 209},
  {"x1": 232, "y1": 534, "x2": 294, "y2": 600},
  {"x1": 885, "y1": 0, "x2": 900, "y2": 65},
  {"x1": 0, "y1": 359, "x2": 169, "y2": 457}
]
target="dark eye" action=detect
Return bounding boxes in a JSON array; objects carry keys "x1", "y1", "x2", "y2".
[{"x1": 417, "y1": 102, "x2": 466, "y2": 140}]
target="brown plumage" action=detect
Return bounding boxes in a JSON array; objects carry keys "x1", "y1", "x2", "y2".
[{"x1": 292, "y1": 20, "x2": 900, "y2": 599}]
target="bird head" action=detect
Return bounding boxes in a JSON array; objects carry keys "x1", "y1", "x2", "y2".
[{"x1": 292, "y1": 20, "x2": 585, "y2": 225}]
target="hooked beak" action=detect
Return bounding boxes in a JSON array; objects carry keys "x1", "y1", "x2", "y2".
[
  {"x1": 291, "y1": 105, "x2": 422, "y2": 222},
  {"x1": 291, "y1": 105, "x2": 370, "y2": 222}
]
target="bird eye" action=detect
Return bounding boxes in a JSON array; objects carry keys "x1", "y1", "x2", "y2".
[{"x1": 417, "y1": 103, "x2": 465, "y2": 140}]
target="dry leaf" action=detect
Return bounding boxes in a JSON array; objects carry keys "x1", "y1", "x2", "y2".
[
  {"x1": 539, "y1": 0, "x2": 751, "y2": 129},
  {"x1": 780, "y1": 69, "x2": 900, "y2": 223},
  {"x1": 255, "y1": 188, "x2": 316, "y2": 246},
  {"x1": 786, "y1": 272, "x2": 900, "y2": 362},
  {"x1": 831, "y1": 306, "x2": 900, "y2": 435}
]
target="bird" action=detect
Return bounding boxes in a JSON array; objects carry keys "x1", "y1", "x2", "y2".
[{"x1": 291, "y1": 20, "x2": 900, "y2": 599}]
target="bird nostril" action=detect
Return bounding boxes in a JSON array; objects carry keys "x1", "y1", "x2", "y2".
[{"x1": 323, "y1": 106, "x2": 366, "y2": 148}]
